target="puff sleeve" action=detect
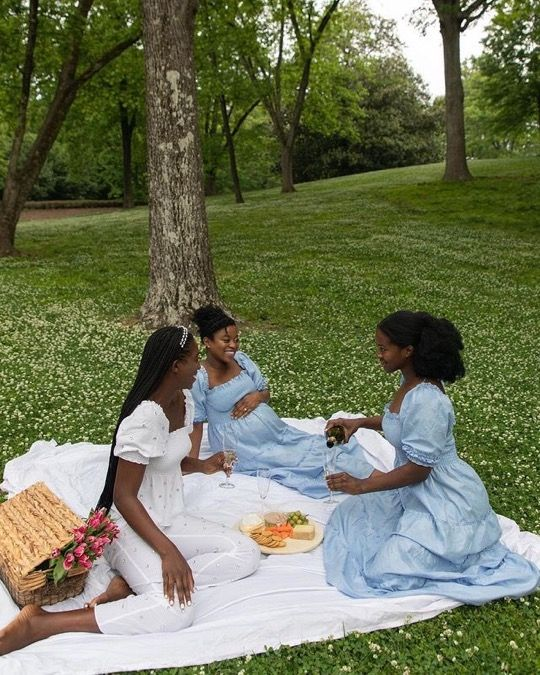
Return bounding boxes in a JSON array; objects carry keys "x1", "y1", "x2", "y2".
[
  {"x1": 191, "y1": 368, "x2": 208, "y2": 424},
  {"x1": 400, "y1": 386, "x2": 453, "y2": 467},
  {"x1": 236, "y1": 352, "x2": 268, "y2": 391},
  {"x1": 114, "y1": 401, "x2": 169, "y2": 465}
]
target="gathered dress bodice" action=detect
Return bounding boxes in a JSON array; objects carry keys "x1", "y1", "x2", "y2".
[{"x1": 112, "y1": 391, "x2": 194, "y2": 527}]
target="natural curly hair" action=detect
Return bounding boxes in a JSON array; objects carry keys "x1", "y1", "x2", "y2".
[
  {"x1": 192, "y1": 305, "x2": 235, "y2": 340},
  {"x1": 377, "y1": 310, "x2": 465, "y2": 383}
]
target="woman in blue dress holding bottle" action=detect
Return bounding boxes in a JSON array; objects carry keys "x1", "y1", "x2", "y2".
[
  {"x1": 189, "y1": 305, "x2": 374, "y2": 499},
  {"x1": 323, "y1": 310, "x2": 539, "y2": 604}
]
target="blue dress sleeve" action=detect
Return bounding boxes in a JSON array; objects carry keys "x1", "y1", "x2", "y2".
[
  {"x1": 400, "y1": 385, "x2": 451, "y2": 467},
  {"x1": 191, "y1": 368, "x2": 208, "y2": 423},
  {"x1": 235, "y1": 352, "x2": 268, "y2": 391}
]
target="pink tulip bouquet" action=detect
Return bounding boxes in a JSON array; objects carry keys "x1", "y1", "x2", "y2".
[{"x1": 48, "y1": 508, "x2": 120, "y2": 584}]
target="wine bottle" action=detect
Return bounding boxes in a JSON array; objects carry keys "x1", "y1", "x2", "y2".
[{"x1": 325, "y1": 425, "x2": 345, "y2": 448}]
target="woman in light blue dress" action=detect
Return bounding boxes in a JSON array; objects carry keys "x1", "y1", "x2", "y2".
[
  {"x1": 323, "y1": 310, "x2": 539, "y2": 604},
  {"x1": 189, "y1": 306, "x2": 374, "y2": 499}
]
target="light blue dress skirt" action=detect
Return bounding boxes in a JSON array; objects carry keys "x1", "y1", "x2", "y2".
[
  {"x1": 191, "y1": 352, "x2": 373, "y2": 499},
  {"x1": 323, "y1": 383, "x2": 540, "y2": 604}
]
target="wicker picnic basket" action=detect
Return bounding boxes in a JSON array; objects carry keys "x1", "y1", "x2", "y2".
[{"x1": 0, "y1": 481, "x2": 87, "y2": 607}]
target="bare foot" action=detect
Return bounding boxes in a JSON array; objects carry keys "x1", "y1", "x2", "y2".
[
  {"x1": 0, "y1": 604, "x2": 45, "y2": 655},
  {"x1": 85, "y1": 575, "x2": 132, "y2": 608}
]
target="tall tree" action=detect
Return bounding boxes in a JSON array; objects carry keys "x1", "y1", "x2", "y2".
[
  {"x1": 140, "y1": 0, "x2": 220, "y2": 327},
  {"x1": 429, "y1": 0, "x2": 496, "y2": 181},
  {"x1": 232, "y1": 0, "x2": 341, "y2": 193},
  {"x1": 0, "y1": 0, "x2": 140, "y2": 256},
  {"x1": 198, "y1": 0, "x2": 261, "y2": 203}
]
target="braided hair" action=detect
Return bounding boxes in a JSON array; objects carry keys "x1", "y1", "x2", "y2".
[
  {"x1": 96, "y1": 326, "x2": 195, "y2": 512},
  {"x1": 377, "y1": 311, "x2": 465, "y2": 383},
  {"x1": 192, "y1": 305, "x2": 235, "y2": 340}
]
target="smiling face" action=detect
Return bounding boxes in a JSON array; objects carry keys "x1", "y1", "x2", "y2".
[
  {"x1": 204, "y1": 324, "x2": 239, "y2": 364},
  {"x1": 375, "y1": 328, "x2": 413, "y2": 374},
  {"x1": 174, "y1": 339, "x2": 200, "y2": 389}
]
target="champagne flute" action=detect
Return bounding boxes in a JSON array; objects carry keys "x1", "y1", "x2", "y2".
[
  {"x1": 323, "y1": 445, "x2": 337, "y2": 504},
  {"x1": 219, "y1": 427, "x2": 237, "y2": 489},
  {"x1": 257, "y1": 468, "x2": 271, "y2": 513}
]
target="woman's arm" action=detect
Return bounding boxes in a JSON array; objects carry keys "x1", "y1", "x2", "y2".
[
  {"x1": 326, "y1": 461, "x2": 431, "y2": 495},
  {"x1": 113, "y1": 459, "x2": 194, "y2": 604},
  {"x1": 356, "y1": 415, "x2": 383, "y2": 431},
  {"x1": 181, "y1": 452, "x2": 226, "y2": 475},
  {"x1": 324, "y1": 415, "x2": 383, "y2": 440},
  {"x1": 189, "y1": 422, "x2": 203, "y2": 458}
]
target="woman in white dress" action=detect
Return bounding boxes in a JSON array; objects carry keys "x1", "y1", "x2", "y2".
[{"x1": 0, "y1": 326, "x2": 260, "y2": 655}]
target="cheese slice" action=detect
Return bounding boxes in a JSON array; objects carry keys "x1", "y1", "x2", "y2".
[{"x1": 292, "y1": 524, "x2": 315, "y2": 540}]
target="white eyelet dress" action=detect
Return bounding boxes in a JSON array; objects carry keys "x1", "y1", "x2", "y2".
[{"x1": 93, "y1": 390, "x2": 260, "y2": 635}]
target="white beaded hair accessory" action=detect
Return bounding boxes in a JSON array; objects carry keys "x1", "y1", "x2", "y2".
[{"x1": 178, "y1": 325, "x2": 189, "y2": 350}]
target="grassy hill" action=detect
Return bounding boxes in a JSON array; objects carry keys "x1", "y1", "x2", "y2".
[{"x1": 2, "y1": 157, "x2": 539, "y2": 673}]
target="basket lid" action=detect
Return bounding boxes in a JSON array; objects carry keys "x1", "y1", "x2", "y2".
[{"x1": 0, "y1": 482, "x2": 84, "y2": 578}]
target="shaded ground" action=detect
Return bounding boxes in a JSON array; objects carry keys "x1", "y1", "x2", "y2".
[{"x1": 20, "y1": 207, "x2": 121, "y2": 222}]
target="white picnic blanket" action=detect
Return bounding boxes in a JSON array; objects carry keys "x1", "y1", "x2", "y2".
[{"x1": 1, "y1": 415, "x2": 539, "y2": 675}]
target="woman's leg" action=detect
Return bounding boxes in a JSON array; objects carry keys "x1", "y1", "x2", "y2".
[
  {"x1": 0, "y1": 605, "x2": 99, "y2": 655},
  {"x1": 1, "y1": 515, "x2": 259, "y2": 652},
  {"x1": 168, "y1": 513, "x2": 260, "y2": 588},
  {"x1": 92, "y1": 522, "x2": 195, "y2": 635},
  {"x1": 86, "y1": 575, "x2": 133, "y2": 608},
  {"x1": 93, "y1": 515, "x2": 259, "y2": 634}
]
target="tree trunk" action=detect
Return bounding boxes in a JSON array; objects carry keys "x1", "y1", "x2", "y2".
[
  {"x1": 280, "y1": 144, "x2": 296, "y2": 193},
  {"x1": 119, "y1": 103, "x2": 136, "y2": 209},
  {"x1": 204, "y1": 169, "x2": 218, "y2": 196},
  {"x1": 219, "y1": 95, "x2": 244, "y2": 204},
  {"x1": 438, "y1": 8, "x2": 472, "y2": 181},
  {"x1": 0, "y1": 83, "x2": 80, "y2": 255},
  {"x1": 140, "y1": 0, "x2": 220, "y2": 327},
  {"x1": 0, "y1": 178, "x2": 27, "y2": 256}
]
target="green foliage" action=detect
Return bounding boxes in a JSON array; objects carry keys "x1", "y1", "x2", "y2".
[
  {"x1": 463, "y1": 60, "x2": 538, "y2": 159},
  {"x1": 58, "y1": 45, "x2": 147, "y2": 201},
  {"x1": 196, "y1": 0, "x2": 263, "y2": 194},
  {"x1": 1, "y1": 158, "x2": 539, "y2": 672},
  {"x1": 462, "y1": 0, "x2": 539, "y2": 159},
  {"x1": 295, "y1": 56, "x2": 443, "y2": 180},
  {"x1": 0, "y1": 0, "x2": 141, "y2": 211},
  {"x1": 477, "y1": 0, "x2": 539, "y2": 136}
]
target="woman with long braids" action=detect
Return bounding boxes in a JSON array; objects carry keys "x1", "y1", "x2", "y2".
[
  {"x1": 190, "y1": 305, "x2": 375, "y2": 499},
  {"x1": 0, "y1": 326, "x2": 259, "y2": 655},
  {"x1": 323, "y1": 311, "x2": 539, "y2": 603}
]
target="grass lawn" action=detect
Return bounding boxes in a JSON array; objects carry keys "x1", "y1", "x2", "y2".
[{"x1": 1, "y1": 157, "x2": 539, "y2": 673}]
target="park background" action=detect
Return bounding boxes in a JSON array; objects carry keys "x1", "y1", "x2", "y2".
[{"x1": 1, "y1": 0, "x2": 539, "y2": 673}]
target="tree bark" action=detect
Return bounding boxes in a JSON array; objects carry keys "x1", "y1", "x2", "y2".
[
  {"x1": 119, "y1": 102, "x2": 136, "y2": 208},
  {"x1": 438, "y1": 8, "x2": 472, "y2": 181},
  {"x1": 280, "y1": 144, "x2": 296, "y2": 193},
  {"x1": 204, "y1": 169, "x2": 219, "y2": 196},
  {"x1": 219, "y1": 95, "x2": 244, "y2": 204},
  {"x1": 140, "y1": 0, "x2": 220, "y2": 327}
]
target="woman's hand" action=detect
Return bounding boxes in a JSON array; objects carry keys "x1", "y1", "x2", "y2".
[
  {"x1": 324, "y1": 417, "x2": 362, "y2": 443},
  {"x1": 326, "y1": 471, "x2": 365, "y2": 495},
  {"x1": 161, "y1": 546, "x2": 195, "y2": 608},
  {"x1": 202, "y1": 451, "x2": 227, "y2": 475},
  {"x1": 231, "y1": 391, "x2": 263, "y2": 419}
]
